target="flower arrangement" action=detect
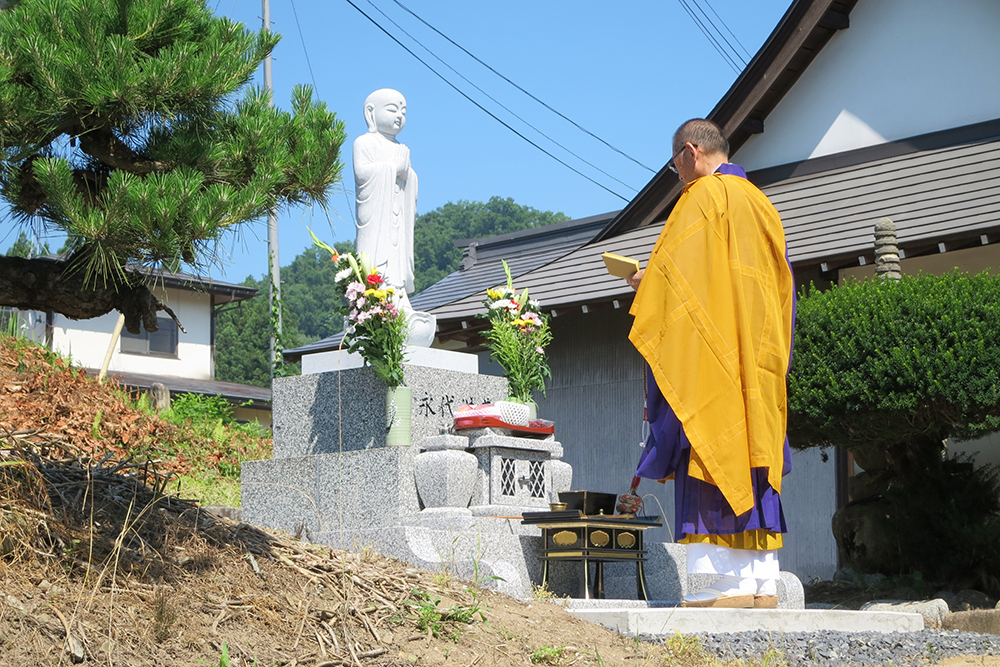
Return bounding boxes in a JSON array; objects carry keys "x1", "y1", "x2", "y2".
[
  {"x1": 311, "y1": 230, "x2": 408, "y2": 388},
  {"x1": 480, "y1": 261, "x2": 552, "y2": 404}
]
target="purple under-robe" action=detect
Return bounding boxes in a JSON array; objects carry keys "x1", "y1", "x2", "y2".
[{"x1": 633, "y1": 161, "x2": 792, "y2": 541}]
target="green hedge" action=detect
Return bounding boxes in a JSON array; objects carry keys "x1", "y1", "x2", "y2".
[{"x1": 788, "y1": 271, "x2": 1000, "y2": 456}]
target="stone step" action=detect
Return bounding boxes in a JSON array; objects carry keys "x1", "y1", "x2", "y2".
[{"x1": 566, "y1": 604, "x2": 923, "y2": 634}]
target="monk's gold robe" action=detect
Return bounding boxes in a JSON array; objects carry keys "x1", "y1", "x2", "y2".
[{"x1": 629, "y1": 173, "x2": 794, "y2": 517}]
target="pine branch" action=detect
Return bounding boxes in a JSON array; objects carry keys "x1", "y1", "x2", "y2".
[{"x1": 76, "y1": 120, "x2": 168, "y2": 175}]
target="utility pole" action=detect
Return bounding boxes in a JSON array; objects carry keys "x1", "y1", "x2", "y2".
[{"x1": 262, "y1": 0, "x2": 282, "y2": 377}]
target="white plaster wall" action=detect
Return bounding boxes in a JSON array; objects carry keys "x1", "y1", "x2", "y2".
[
  {"x1": 734, "y1": 0, "x2": 1000, "y2": 171},
  {"x1": 51, "y1": 288, "x2": 214, "y2": 379},
  {"x1": 779, "y1": 447, "x2": 839, "y2": 581},
  {"x1": 949, "y1": 434, "x2": 1000, "y2": 469}
]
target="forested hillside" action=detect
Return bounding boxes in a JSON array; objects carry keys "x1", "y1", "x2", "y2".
[{"x1": 215, "y1": 197, "x2": 569, "y2": 386}]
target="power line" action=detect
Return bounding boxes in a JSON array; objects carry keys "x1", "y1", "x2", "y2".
[
  {"x1": 701, "y1": 0, "x2": 754, "y2": 61},
  {"x1": 289, "y1": 0, "x2": 319, "y2": 91},
  {"x1": 389, "y1": 0, "x2": 656, "y2": 174},
  {"x1": 363, "y1": 0, "x2": 637, "y2": 193},
  {"x1": 341, "y1": 0, "x2": 631, "y2": 202},
  {"x1": 286, "y1": 0, "x2": 356, "y2": 226},
  {"x1": 677, "y1": 0, "x2": 742, "y2": 72},
  {"x1": 689, "y1": 0, "x2": 747, "y2": 66},
  {"x1": 676, "y1": 0, "x2": 742, "y2": 74}
]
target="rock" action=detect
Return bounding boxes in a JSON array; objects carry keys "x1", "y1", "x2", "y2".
[
  {"x1": 833, "y1": 568, "x2": 863, "y2": 585},
  {"x1": 860, "y1": 599, "x2": 950, "y2": 629},
  {"x1": 942, "y1": 609, "x2": 1000, "y2": 635},
  {"x1": 934, "y1": 590, "x2": 959, "y2": 611},
  {"x1": 65, "y1": 634, "x2": 85, "y2": 663},
  {"x1": 832, "y1": 501, "x2": 904, "y2": 573},
  {"x1": 955, "y1": 589, "x2": 996, "y2": 610},
  {"x1": 848, "y1": 471, "x2": 886, "y2": 502},
  {"x1": 860, "y1": 572, "x2": 887, "y2": 588},
  {"x1": 5, "y1": 595, "x2": 24, "y2": 613},
  {"x1": 201, "y1": 505, "x2": 241, "y2": 522}
]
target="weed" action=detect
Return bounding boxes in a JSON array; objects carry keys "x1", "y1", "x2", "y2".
[
  {"x1": 530, "y1": 644, "x2": 566, "y2": 664},
  {"x1": 531, "y1": 581, "x2": 566, "y2": 601},
  {"x1": 92, "y1": 409, "x2": 103, "y2": 438},
  {"x1": 431, "y1": 571, "x2": 452, "y2": 588},
  {"x1": 152, "y1": 587, "x2": 178, "y2": 642},
  {"x1": 405, "y1": 589, "x2": 487, "y2": 639},
  {"x1": 657, "y1": 632, "x2": 714, "y2": 666},
  {"x1": 470, "y1": 532, "x2": 505, "y2": 589},
  {"x1": 494, "y1": 624, "x2": 521, "y2": 642},
  {"x1": 157, "y1": 393, "x2": 271, "y2": 506},
  {"x1": 747, "y1": 645, "x2": 790, "y2": 667}
]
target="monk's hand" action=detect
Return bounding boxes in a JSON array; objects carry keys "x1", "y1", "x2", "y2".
[{"x1": 627, "y1": 268, "x2": 644, "y2": 291}]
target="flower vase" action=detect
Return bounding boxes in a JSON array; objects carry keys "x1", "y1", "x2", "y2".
[
  {"x1": 385, "y1": 386, "x2": 412, "y2": 447},
  {"x1": 527, "y1": 400, "x2": 538, "y2": 420}
]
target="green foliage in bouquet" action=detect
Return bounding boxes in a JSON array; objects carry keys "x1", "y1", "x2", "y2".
[
  {"x1": 480, "y1": 261, "x2": 552, "y2": 404},
  {"x1": 311, "y1": 231, "x2": 407, "y2": 388}
]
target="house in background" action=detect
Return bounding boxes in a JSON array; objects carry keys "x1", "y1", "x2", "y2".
[{"x1": 7, "y1": 259, "x2": 271, "y2": 425}]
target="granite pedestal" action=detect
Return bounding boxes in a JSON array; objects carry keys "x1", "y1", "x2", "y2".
[{"x1": 244, "y1": 356, "x2": 805, "y2": 605}]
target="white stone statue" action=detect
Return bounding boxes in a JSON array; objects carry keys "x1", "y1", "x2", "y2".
[{"x1": 354, "y1": 89, "x2": 436, "y2": 346}]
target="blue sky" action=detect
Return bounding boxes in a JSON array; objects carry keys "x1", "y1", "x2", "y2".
[
  {"x1": 208, "y1": 0, "x2": 792, "y2": 284},
  {"x1": 4, "y1": 1, "x2": 792, "y2": 284}
]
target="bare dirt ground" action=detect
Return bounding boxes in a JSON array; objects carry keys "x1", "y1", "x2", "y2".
[
  {"x1": 0, "y1": 336, "x2": 672, "y2": 666},
  {"x1": 939, "y1": 658, "x2": 1000, "y2": 667}
]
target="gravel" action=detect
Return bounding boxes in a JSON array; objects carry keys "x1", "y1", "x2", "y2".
[{"x1": 643, "y1": 629, "x2": 1000, "y2": 666}]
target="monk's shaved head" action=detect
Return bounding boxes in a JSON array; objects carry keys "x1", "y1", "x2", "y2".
[{"x1": 673, "y1": 119, "x2": 729, "y2": 157}]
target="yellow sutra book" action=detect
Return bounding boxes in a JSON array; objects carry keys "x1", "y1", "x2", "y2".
[{"x1": 601, "y1": 252, "x2": 640, "y2": 279}]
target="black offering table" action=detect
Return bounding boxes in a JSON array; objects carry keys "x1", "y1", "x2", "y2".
[{"x1": 522, "y1": 510, "x2": 661, "y2": 600}]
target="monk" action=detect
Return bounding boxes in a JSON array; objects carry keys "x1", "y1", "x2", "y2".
[
  {"x1": 625, "y1": 119, "x2": 795, "y2": 609},
  {"x1": 354, "y1": 88, "x2": 418, "y2": 295}
]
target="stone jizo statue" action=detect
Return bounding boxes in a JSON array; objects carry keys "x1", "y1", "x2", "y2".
[{"x1": 354, "y1": 89, "x2": 435, "y2": 346}]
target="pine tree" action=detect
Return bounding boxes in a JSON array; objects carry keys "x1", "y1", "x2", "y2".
[
  {"x1": 0, "y1": 0, "x2": 346, "y2": 334},
  {"x1": 4, "y1": 230, "x2": 49, "y2": 257}
]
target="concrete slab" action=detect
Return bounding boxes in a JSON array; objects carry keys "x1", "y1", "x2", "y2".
[{"x1": 567, "y1": 606, "x2": 924, "y2": 635}]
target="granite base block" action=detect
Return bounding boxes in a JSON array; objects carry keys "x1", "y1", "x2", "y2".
[
  {"x1": 406, "y1": 508, "x2": 541, "y2": 537},
  {"x1": 313, "y1": 527, "x2": 544, "y2": 598},
  {"x1": 316, "y1": 447, "x2": 421, "y2": 530},
  {"x1": 241, "y1": 448, "x2": 422, "y2": 536},
  {"x1": 241, "y1": 456, "x2": 320, "y2": 537},
  {"x1": 272, "y1": 365, "x2": 508, "y2": 458}
]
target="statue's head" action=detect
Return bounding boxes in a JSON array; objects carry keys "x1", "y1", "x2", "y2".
[{"x1": 364, "y1": 89, "x2": 407, "y2": 137}]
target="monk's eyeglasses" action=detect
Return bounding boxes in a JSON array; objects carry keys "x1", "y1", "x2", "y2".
[{"x1": 667, "y1": 143, "x2": 697, "y2": 174}]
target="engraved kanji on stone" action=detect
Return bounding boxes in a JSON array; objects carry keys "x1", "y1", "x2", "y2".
[
  {"x1": 417, "y1": 393, "x2": 436, "y2": 416},
  {"x1": 440, "y1": 395, "x2": 456, "y2": 417}
]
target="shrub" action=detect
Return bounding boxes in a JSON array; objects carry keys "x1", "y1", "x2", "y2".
[
  {"x1": 789, "y1": 271, "x2": 1000, "y2": 589},
  {"x1": 789, "y1": 271, "x2": 1000, "y2": 465}
]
